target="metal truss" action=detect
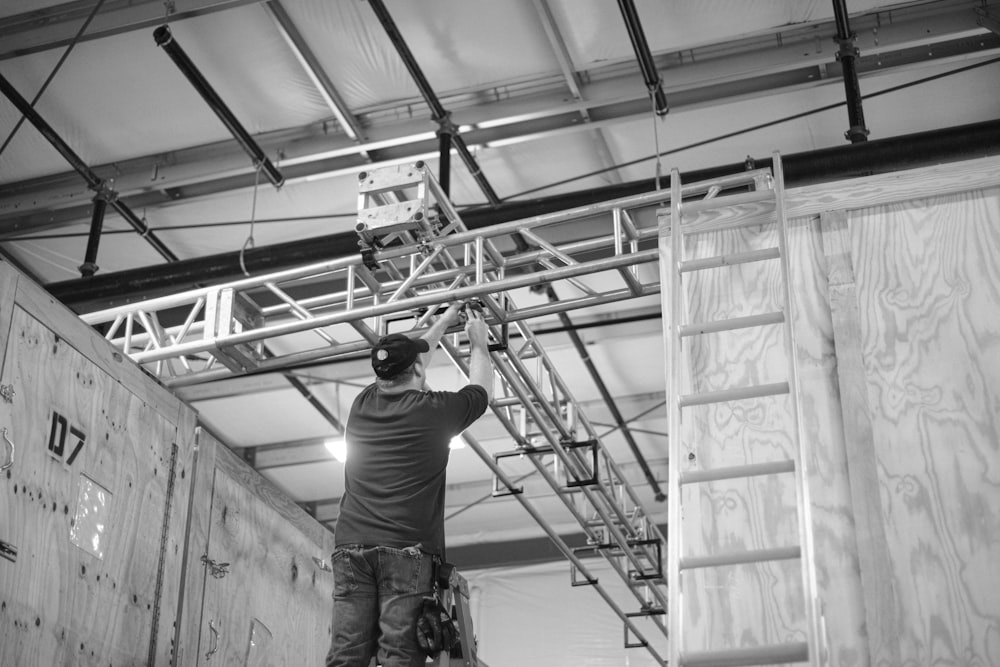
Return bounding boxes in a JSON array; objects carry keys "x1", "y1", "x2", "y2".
[{"x1": 81, "y1": 160, "x2": 778, "y2": 664}]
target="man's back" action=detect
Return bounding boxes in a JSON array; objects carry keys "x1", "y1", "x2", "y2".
[{"x1": 336, "y1": 383, "x2": 489, "y2": 556}]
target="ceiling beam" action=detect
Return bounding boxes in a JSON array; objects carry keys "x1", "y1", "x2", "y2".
[
  {"x1": 265, "y1": 0, "x2": 365, "y2": 143},
  {"x1": 0, "y1": 0, "x2": 261, "y2": 60},
  {"x1": 0, "y1": 1, "x2": 990, "y2": 231},
  {"x1": 39, "y1": 118, "x2": 1000, "y2": 311}
]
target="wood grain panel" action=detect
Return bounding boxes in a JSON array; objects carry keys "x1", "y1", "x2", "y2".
[
  {"x1": 673, "y1": 220, "x2": 806, "y2": 655},
  {"x1": 821, "y1": 209, "x2": 899, "y2": 666},
  {"x1": 181, "y1": 429, "x2": 335, "y2": 666},
  {"x1": 0, "y1": 306, "x2": 186, "y2": 666},
  {"x1": 13, "y1": 271, "x2": 182, "y2": 422},
  {"x1": 0, "y1": 262, "x2": 18, "y2": 374},
  {"x1": 852, "y1": 187, "x2": 1000, "y2": 665}
]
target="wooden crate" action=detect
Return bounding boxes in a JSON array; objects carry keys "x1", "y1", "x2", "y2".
[
  {"x1": 0, "y1": 260, "x2": 198, "y2": 666},
  {"x1": 174, "y1": 428, "x2": 335, "y2": 666}
]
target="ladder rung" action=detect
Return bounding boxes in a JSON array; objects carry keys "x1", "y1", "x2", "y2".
[
  {"x1": 679, "y1": 247, "x2": 781, "y2": 273},
  {"x1": 679, "y1": 382, "x2": 789, "y2": 408},
  {"x1": 680, "y1": 642, "x2": 809, "y2": 666},
  {"x1": 682, "y1": 189, "x2": 775, "y2": 215},
  {"x1": 680, "y1": 460, "x2": 795, "y2": 485},
  {"x1": 680, "y1": 545, "x2": 800, "y2": 570},
  {"x1": 679, "y1": 311, "x2": 784, "y2": 337}
]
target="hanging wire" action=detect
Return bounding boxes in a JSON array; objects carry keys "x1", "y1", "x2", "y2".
[
  {"x1": 500, "y1": 54, "x2": 1000, "y2": 201},
  {"x1": 651, "y1": 94, "x2": 664, "y2": 191},
  {"x1": 0, "y1": 0, "x2": 107, "y2": 159},
  {"x1": 238, "y1": 162, "x2": 264, "y2": 277}
]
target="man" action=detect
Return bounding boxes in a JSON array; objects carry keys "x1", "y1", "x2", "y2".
[{"x1": 327, "y1": 303, "x2": 494, "y2": 667}]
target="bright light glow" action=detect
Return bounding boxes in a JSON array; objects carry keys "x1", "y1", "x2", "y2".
[
  {"x1": 450, "y1": 435, "x2": 466, "y2": 450},
  {"x1": 325, "y1": 437, "x2": 347, "y2": 462}
]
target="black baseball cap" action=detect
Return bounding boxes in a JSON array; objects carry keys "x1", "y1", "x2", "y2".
[{"x1": 371, "y1": 333, "x2": 430, "y2": 379}]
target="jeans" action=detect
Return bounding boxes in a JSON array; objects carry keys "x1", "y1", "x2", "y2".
[{"x1": 326, "y1": 544, "x2": 435, "y2": 667}]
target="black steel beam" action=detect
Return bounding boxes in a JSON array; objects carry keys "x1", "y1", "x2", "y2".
[
  {"x1": 0, "y1": 71, "x2": 179, "y2": 263},
  {"x1": 154, "y1": 24, "x2": 285, "y2": 188},
  {"x1": 46, "y1": 119, "x2": 1000, "y2": 311},
  {"x1": 366, "y1": 0, "x2": 500, "y2": 206},
  {"x1": 833, "y1": 0, "x2": 870, "y2": 142},
  {"x1": 616, "y1": 0, "x2": 668, "y2": 115}
]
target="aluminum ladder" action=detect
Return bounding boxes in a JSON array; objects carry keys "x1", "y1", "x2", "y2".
[{"x1": 659, "y1": 151, "x2": 822, "y2": 666}]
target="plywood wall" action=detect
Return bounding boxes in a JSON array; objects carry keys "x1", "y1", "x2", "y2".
[
  {"x1": 0, "y1": 261, "x2": 197, "y2": 667},
  {"x1": 829, "y1": 186, "x2": 1000, "y2": 666},
  {"x1": 667, "y1": 156, "x2": 1000, "y2": 666},
  {"x1": 175, "y1": 428, "x2": 336, "y2": 666}
]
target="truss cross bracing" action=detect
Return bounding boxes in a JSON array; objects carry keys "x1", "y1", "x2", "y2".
[{"x1": 82, "y1": 160, "x2": 784, "y2": 664}]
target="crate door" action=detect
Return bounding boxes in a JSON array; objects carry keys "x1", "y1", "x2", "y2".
[
  {"x1": 195, "y1": 458, "x2": 335, "y2": 665},
  {"x1": 0, "y1": 306, "x2": 183, "y2": 666}
]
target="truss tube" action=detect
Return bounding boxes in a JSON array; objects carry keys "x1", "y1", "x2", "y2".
[
  {"x1": 503, "y1": 320, "x2": 669, "y2": 553},
  {"x1": 544, "y1": 285, "x2": 666, "y2": 501},
  {"x1": 101, "y1": 249, "x2": 660, "y2": 364},
  {"x1": 493, "y1": 337, "x2": 669, "y2": 602},
  {"x1": 459, "y1": 433, "x2": 668, "y2": 665},
  {"x1": 79, "y1": 181, "x2": 671, "y2": 324},
  {"x1": 447, "y1": 340, "x2": 671, "y2": 631}
]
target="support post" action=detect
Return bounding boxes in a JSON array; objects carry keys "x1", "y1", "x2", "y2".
[{"x1": 833, "y1": 0, "x2": 870, "y2": 143}]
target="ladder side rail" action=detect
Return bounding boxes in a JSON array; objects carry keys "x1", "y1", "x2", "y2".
[
  {"x1": 772, "y1": 151, "x2": 822, "y2": 663},
  {"x1": 662, "y1": 168, "x2": 684, "y2": 666}
]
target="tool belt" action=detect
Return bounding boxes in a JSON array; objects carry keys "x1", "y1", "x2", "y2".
[{"x1": 416, "y1": 560, "x2": 460, "y2": 657}]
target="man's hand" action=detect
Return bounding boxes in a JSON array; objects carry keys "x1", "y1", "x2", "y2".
[
  {"x1": 464, "y1": 307, "x2": 489, "y2": 350},
  {"x1": 437, "y1": 302, "x2": 464, "y2": 328}
]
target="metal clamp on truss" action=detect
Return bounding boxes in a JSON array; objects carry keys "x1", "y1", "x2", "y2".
[
  {"x1": 355, "y1": 161, "x2": 440, "y2": 253},
  {"x1": 623, "y1": 606, "x2": 666, "y2": 649},
  {"x1": 625, "y1": 538, "x2": 663, "y2": 582},
  {"x1": 205, "y1": 287, "x2": 264, "y2": 373}
]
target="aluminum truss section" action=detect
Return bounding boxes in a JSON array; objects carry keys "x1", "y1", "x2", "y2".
[
  {"x1": 79, "y1": 161, "x2": 778, "y2": 663},
  {"x1": 80, "y1": 162, "x2": 773, "y2": 388}
]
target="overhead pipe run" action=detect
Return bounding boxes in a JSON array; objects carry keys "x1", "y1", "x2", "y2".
[
  {"x1": 366, "y1": 0, "x2": 500, "y2": 207},
  {"x1": 46, "y1": 118, "x2": 1000, "y2": 309},
  {"x1": 832, "y1": 0, "x2": 869, "y2": 143},
  {"x1": 154, "y1": 24, "x2": 285, "y2": 188},
  {"x1": 0, "y1": 72, "x2": 179, "y2": 266},
  {"x1": 616, "y1": 0, "x2": 668, "y2": 116}
]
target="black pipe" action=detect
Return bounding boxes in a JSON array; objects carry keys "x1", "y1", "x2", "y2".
[
  {"x1": 616, "y1": 0, "x2": 668, "y2": 116},
  {"x1": 0, "y1": 72, "x2": 179, "y2": 263},
  {"x1": 832, "y1": 0, "x2": 869, "y2": 142},
  {"x1": 366, "y1": 0, "x2": 500, "y2": 206},
  {"x1": 46, "y1": 118, "x2": 1000, "y2": 309},
  {"x1": 154, "y1": 25, "x2": 285, "y2": 188},
  {"x1": 544, "y1": 286, "x2": 665, "y2": 501},
  {"x1": 438, "y1": 120, "x2": 452, "y2": 197},
  {"x1": 79, "y1": 194, "x2": 108, "y2": 277}
]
